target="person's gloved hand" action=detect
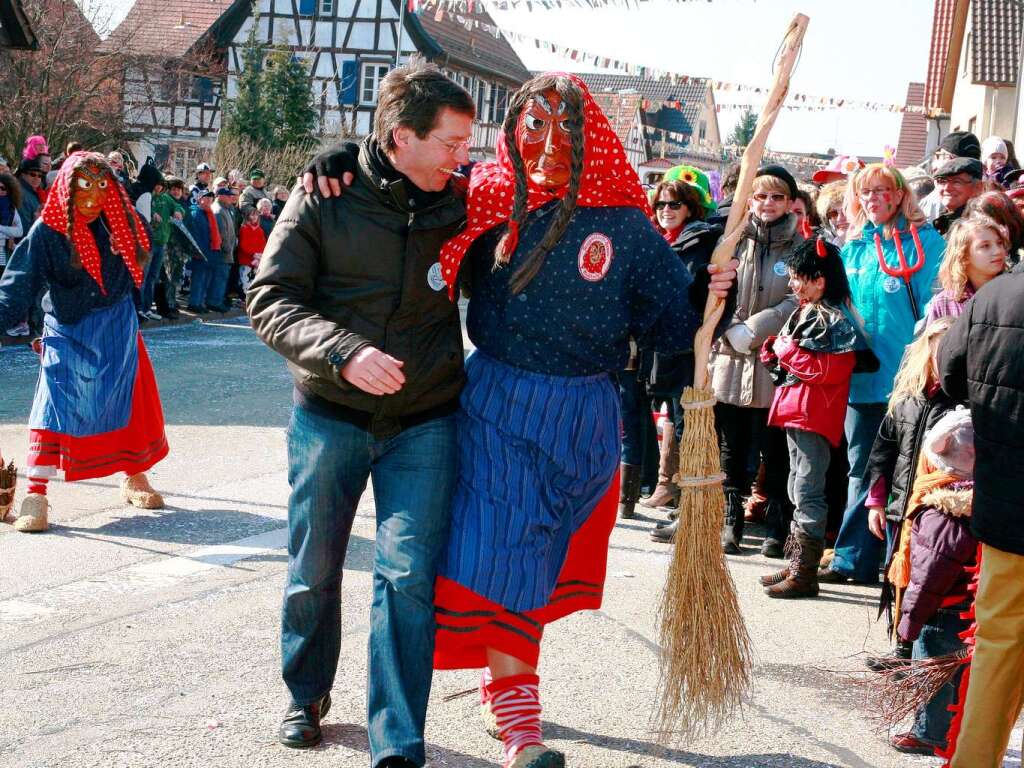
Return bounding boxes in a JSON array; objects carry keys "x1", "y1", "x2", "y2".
[
  {"x1": 724, "y1": 323, "x2": 755, "y2": 354},
  {"x1": 301, "y1": 142, "x2": 360, "y2": 198}
]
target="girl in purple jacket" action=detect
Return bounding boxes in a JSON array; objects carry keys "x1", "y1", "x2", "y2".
[{"x1": 886, "y1": 407, "x2": 977, "y2": 756}]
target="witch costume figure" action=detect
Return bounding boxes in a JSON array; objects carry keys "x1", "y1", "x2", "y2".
[
  {"x1": 432, "y1": 73, "x2": 734, "y2": 768},
  {"x1": 0, "y1": 152, "x2": 169, "y2": 533}
]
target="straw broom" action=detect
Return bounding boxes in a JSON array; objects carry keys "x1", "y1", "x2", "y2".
[{"x1": 654, "y1": 13, "x2": 810, "y2": 743}]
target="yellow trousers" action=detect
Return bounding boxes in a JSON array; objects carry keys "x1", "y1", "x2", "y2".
[{"x1": 951, "y1": 544, "x2": 1024, "y2": 768}]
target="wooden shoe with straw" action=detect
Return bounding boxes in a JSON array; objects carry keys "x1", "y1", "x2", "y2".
[{"x1": 0, "y1": 459, "x2": 16, "y2": 523}]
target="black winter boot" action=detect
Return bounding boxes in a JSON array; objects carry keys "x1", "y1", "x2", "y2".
[
  {"x1": 618, "y1": 463, "x2": 642, "y2": 520},
  {"x1": 721, "y1": 490, "x2": 745, "y2": 554},
  {"x1": 760, "y1": 499, "x2": 793, "y2": 558}
]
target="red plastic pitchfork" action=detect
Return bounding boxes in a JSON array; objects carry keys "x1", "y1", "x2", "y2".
[{"x1": 874, "y1": 224, "x2": 926, "y2": 319}]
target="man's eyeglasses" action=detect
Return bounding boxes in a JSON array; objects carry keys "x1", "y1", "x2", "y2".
[
  {"x1": 653, "y1": 200, "x2": 685, "y2": 210},
  {"x1": 936, "y1": 176, "x2": 975, "y2": 187},
  {"x1": 752, "y1": 192, "x2": 788, "y2": 203},
  {"x1": 429, "y1": 134, "x2": 472, "y2": 154},
  {"x1": 24, "y1": 171, "x2": 42, "y2": 178}
]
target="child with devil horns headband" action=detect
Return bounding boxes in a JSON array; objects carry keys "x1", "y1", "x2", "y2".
[
  {"x1": 429, "y1": 73, "x2": 737, "y2": 768},
  {"x1": 758, "y1": 233, "x2": 877, "y2": 599},
  {"x1": 0, "y1": 152, "x2": 169, "y2": 532}
]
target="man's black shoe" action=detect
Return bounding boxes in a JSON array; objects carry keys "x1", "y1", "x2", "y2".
[
  {"x1": 278, "y1": 692, "x2": 331, "y2": 748},
  {"x1": 377, "y1": 758, "x2": 418, "y2": 768}
]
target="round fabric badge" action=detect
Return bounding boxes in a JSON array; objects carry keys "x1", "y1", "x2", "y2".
[
  {"x1": 773, "y1": 261, "x2": 788, "y2": 277},
  {"x1": 427, "y1": 262, "x2": 446, "y2": 292},
  {"x1": 883, "y1": 276, "x2": 902, "y2": 294},
  {"x1": 578, "y1": 232, "x2": 614, "y2": 282}
]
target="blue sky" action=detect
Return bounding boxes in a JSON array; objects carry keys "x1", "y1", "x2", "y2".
[{"x1": 85, "y1": 0, "x2": 935, "y2": 156}]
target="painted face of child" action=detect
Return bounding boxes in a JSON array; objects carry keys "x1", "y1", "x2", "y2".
[
  {"x1": 518, "y1": 88, "x2": 573, "y2": 190},
  {"x1": 787, "y1": 269, "x2": 825, "y2": 304},
  {"x1": 750, "y1": 190, "x2": 789, "y2": 223},
  {"x1": 966, "y1": 227, "x2": 1008, "y2": 287},
  {"x1": 858, "y1": 180, "x2": 903, "y2": 225},
  {"x1": 71, "y1": 162, "x2": 110, "y2": 223},
  {"x1": 654, "y1": 190, "x2": 689, "y2": 230}
]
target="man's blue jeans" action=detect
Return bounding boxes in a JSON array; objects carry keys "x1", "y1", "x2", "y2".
[
  {"x1": 831, "y1": 402, "x2": 887, "y2": 583},
  {"x1": 282, "y1": 403, "x2": 457, "y2": 767},
  {"x1": 911, "y1": 609, "x2": 970, "y2": 747},
  {"x1": 140, "y1": 243, "x2": 165, "y2": 312},
  {"x1": 187, "y1": 258, "x2": 211, "y2": 309},
  {"x1": 207, "y1": 261, "x2": 231, "y2": 309}
]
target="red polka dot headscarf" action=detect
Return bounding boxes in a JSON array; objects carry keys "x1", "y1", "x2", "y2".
[
  {"x1": 438, "y1": 72, "x2": 651, "y2": 299},
  {"x1": 40, "y1": 151, "x2": 149, "y2": 294}
]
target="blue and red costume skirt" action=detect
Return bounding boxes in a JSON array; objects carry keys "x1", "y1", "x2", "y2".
[
  {"x1": 26, "y1": 297, "x2": 168, "y2": 481},
  {"x1": 434, "y1": 352, "x2": 621, "y2": 670}
]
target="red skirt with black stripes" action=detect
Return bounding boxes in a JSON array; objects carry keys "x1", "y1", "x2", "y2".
[{"x1": 433, "y1": 473, "x2": 620, "y2": 670}]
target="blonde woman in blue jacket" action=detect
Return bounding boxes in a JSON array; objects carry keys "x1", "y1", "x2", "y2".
[{"x1": 820, "y1": 164, "x2": 946, "y2": 585}]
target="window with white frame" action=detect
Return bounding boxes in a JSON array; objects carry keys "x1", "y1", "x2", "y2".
[
  {"x1": 360, "y1": 62, "x2": 390, "y2": 105},
  {"x1": 476, "y1": 80, "x2": 491, "y2": 123},
  {"x1": 320, "y1": 0, "x2": 333, "y2": 13},
  {"x1": 492, "y1": 86, "x2": 508, "y2": 125}
]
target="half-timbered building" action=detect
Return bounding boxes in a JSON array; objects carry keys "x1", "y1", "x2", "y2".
[{"x1": 101, "y1": 1, "x2": 529, "y2": 174}]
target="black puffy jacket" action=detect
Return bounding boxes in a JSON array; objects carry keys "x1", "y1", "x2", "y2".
[
  {"x1": 247, "y1": 138, "x2": 466, "y2": 435},
  {"x1": 865, "y1": 388, "x2": 959, "y2": 524},
  {"x1": 938, "y1": 273, "x2": 1024, "y2": 555},
  {"x1": 642, "y1": 220, "x2": 724, "y2": 398}
]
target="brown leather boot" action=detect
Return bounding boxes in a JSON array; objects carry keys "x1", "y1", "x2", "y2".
[
  {"x1": 617, "y1": 463, "x2": 642, "y2": 519},
  {"x1": 759, "y1": 533, "x2": 795, "y2": 586},
  {"x1": 764, "y1": 532, "x2": 823, "y2": 599},
  {"x1": 640, "y1": 426, "x2": 679, "y2": 509}
]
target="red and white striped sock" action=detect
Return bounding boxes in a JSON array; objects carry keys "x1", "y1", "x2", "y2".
[
  {"x1": 486, "y1": 673, "x2": 544, "y2": 766},
  {"x1": 27, "y1": 475, "x2": 49, "y2": 496},
  {"x1": 480, "y1": 666, "x2": 494, "y2": 706}
]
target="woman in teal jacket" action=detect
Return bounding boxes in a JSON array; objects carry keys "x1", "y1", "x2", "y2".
[{"x1": 821, "y1": 164, "x2": 945, "y2": 584}]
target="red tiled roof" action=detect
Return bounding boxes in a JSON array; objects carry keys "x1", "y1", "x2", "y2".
[
  {"x1": 894, "y1": 82, "x2": 929, "y2": 167},
  {"x1": 100, "y1": 0, "x2": 235, "y2": 57},
  {"x1": 972, "y1": 0, "x2": 1022, "y2": 85},
  {"x1": 925, "y1": 0, "x2": 959, "y2": 109},
  {"x1": 591, "y1": 91, "x2": 643, "y2": 148},
  {"x1": 415, "y1": 8, "x2": 529, "y2": 84}
]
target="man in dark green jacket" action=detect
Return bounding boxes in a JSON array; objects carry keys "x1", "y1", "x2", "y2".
[{"x1": 246, "y1": 60, "x2": 475, "y2": 768}]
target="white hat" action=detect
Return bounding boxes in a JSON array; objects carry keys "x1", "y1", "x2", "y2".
[
  {"x1": 196, "y1": 162, "x2": 214, "y2": 173},
  {"x1": 981, "y1": 136, "x2": 1008, "y2": 161},
  {"x1": 923, "y1": 407, "x2": 975, "y2": 479}
]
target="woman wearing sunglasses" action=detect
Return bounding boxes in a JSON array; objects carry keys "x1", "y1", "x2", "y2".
[
  {"x1": 634, "y1": 167, "x2": 724, "y2": 539},
  {"x1": 708, "y1": 165, "x2": 804, "y2": 556}
]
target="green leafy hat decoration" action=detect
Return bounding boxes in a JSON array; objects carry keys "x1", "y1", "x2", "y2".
[{"x1": 663, "y1": 164, "x2": 717, "y2": 213}]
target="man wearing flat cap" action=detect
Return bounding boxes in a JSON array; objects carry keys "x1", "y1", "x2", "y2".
[
  {"x1": 932, "y1": 157, "x2": 984, "y2": 237},
  {"x1": 920, "y1": 131, "x2": 982, "y2": 220},
  {"x1": 240, "y1": 168, "x2": 270, "y2": 216}
]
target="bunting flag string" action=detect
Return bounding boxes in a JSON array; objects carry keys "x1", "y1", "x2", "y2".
[
  {"x1": 420, "y1": 5, "x2": 944, "y2": 117},
  {"x1": 409, "y1": 0, "x2": 672, "y2": 10}
]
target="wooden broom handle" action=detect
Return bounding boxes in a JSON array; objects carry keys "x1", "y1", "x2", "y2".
[{"x1": 692, "y1": 13, "x2": 810, "y2": 392}]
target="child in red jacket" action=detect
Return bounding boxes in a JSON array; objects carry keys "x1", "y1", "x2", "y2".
[
  {"x1": 759, "y1": 236, "x2": 876, "y2": 598},
  {"x1": 237, "y1": 208, "x2": 266, "y2": 293}
]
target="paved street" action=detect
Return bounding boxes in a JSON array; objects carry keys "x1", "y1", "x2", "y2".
[{"x1": 0, "y1": 318, "x2": 1020, "y2": 768}]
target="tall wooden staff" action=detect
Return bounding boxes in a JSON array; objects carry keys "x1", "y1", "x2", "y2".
[{"x1": 655, "y1": 13, "x2": 810, "y2": 742}]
